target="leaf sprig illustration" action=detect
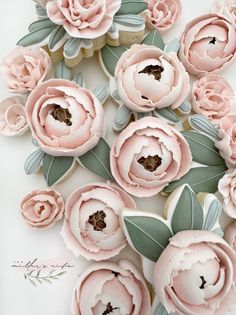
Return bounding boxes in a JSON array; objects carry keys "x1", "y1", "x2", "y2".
[{"x1": 24, "y1": 269, "x2": 67, "y2": 287}]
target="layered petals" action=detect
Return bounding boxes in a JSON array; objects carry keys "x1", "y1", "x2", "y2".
[{"x1": 218, "y1": 168, "x2": 236, "y2": 218}]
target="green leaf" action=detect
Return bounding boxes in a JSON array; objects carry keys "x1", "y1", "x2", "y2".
[
  {"x1": 182, "y1": 131, "x2": 226, "y2": 166},
  {"x1": 35, "y1": 4, "x2": 48, "y2": 18},
  {"x1": 178, "y1": 101, "x2": 192, "y2": 115},
  {"x1": 142, "y1": 30, "x2": 165, "y2": 50},
  {"x1": 153, "y1": 107, "x2": 179, "y2": 123},
  {"x1": 17, "y1": 26, "x2": 55, "y2": 47},
  {"x1": 28, "y1": 18, "x2": 55, "y2": 32},
  {"x1": 100, "y1": 45, "x2": 127, "y2": 76},
  {"x1": 154, "y1": 304, "x2": 169, "y2": 315},
  {"x1": 123, "y1": 216, "x2": 173, "y2": 262},
  {"x1": 79, "y1": 138, "x2": 113, "y2": 180},
  {"x1": 164, "y1": 166, "x2": 227, "y2": 194},
  {"x1": 116, "y1": 0, "x2": 147, "y2": 15},
  {"x1": 73, "y1": 72, "x2": 84, "y2": 86},
  {"x1": 203, "y1": 199, "x2": 222, "y2": 231},
  {"x1": 164, "y1": 38, "x2": 180, "y2": 54},
  {"x1": 188, "y1": 114, "x2": 220, "y2": 141},
  {"x1": 113, "y1": 105, "x2": 132, "y2": 132},
  {"x1": 171, "y1": 185, "x2": 204, "y2": 233},
  {"x1": 48, "y1": 26, "x2": 66, "y2": 50},
  {"x1": 113, "y1": 15, "x2": 144, "y2": 27},
  {"x1": 42, "y1": 154, "x2": 75, "y2": 186},
  {"x1": 93, "y1": 84, "x2": 109, "y2": 103},
  {"x1": 55, "y1": 60, "x2": 72, "y2": 80},
  {"x1": 24, "y1": 148, "x2": 45, "y2": 175},
  {"x1": 213, "y1": 227, "x2": 224, "y2": 237}
]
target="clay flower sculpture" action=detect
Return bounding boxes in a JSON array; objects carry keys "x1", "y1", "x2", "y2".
[
  {"x1": 179, "y1": 14, "x2": 236, "y2": 77},
  {"x1": 18, "y1": 0, "x2": 147, "y2": 67},
  {"x1": 110, "y1": 117, "x2": 192, "y2": 197},
  {"x1": 61, "y1": 182, "x2": 136, "y2": 260},
  {"x1": 218, "y1": 168, "x2": 236, "y2": 218},
  {"x1": 146, "y1": 0, "x2": 182, "y2": 32},
  {"x1": 121, "y1": 183, "x2": 236, "y2": 315},
  {"x1": 0, "y1": 96, "x2": 28, "y2": 136},
  {"x1": 191, "y1": 74, "x2": 236, "y2": 123},
  {"x1": 21, "y1": 189, "x2": 64, "y2": 229},
  {"x1": 212, "y1": 0, "x2": 236, "y2": 25},
  {"x1": 225, "y1": 221, "x2": 236, "y2": 251},
  {"x1": 0, "y1": 46, "x2": 52, "y2": 94},
  {"x1": 71, "y1": 260, "x2": 152, "y2": 315},
  {"x1": 23, "y1": 63, "x2": 112, "y2": 187}
]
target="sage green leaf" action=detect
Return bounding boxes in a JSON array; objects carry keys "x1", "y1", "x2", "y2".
[
  {"x1": 48, "y1": 26, "x2": 66, "y2": 50},
  {"x1": 64, "y1": 37, "x2": 81, "y2": 58},
  {"x1": 154, "y1": 304, "x2": 169, "y2": 315},
  {"x1": 164, "y1": 38, "x2": 180, "y2": 53},
  {"x1": 100, "y1": 45, "x2": 127, "y2": 76},
  {"x1": 138, "y1": 112, "x2": 151, "y2": 119},
  {"x1": 73, "y1": 72, "x2": 84, "y2": 86},
  {"x1": 17, "y1": 26, "x2": 55, "y2": 47},
  {"x1": 182, "y1": 131, "x2": 226, "y2": 166},
  {"x1": 171, "y1": 185, "x2": 204, "y2": 233},
  {"x1": 188, "y1": 114, "x2": 220, "y2": 141},
  {"x1": 35, "y1": 4, "x2": 48, "y2": 18},
  {"x1": 123, "y1": 216, "x2": 173, "y2": 261},
  {"x1": 28, "y1": 18, "x2": 55, "y2": 32},
  {"x1": 153, "y1": 107, "x2": 179, "y2": 123},
  {"x1": 24, "y1": 148, "x2": 45, "y2": 175},
  {"x1": 79, "y1": 138, "x2": 113, "y2": 180},
  {"x1": 113, "y1": 15, "x2": 144, "y2": 27},
  {"x1": 55, "y1": 60, "x2": 72, "y2": 80},
  {"x1": 42, "y1": 154, "x2": 75, "y2": 186},
  {"x1": 93, "y1": 84, "x2": 109, "y2": 103},
  {"x1": 213, "y1": 227, "x2": 224, "y2": 237},
  {"x1": 113, "y1": 105, "x2": 132, "y2": 131},
  {"x1": 117, "y1": 0, "x2": 147, "y2": 15},
  {"x1": 178, "y1": 101, "x2": 191, "y2": 115},
  {"x1": 142, "y1": 30, "x2": 165, "y2": 50},
  {"x1": 203, "y1": 199, "x2": 222, "y2": 231},
  {"x1": 112, "y1": 90, "x2": 121, "y2": 101},
  {"x1": 164, "y1": 166, "x2": 227, "y2": 194}
]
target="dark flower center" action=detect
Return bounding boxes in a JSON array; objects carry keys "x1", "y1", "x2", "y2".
[
  {"x1": 209, "y1": 37, "x2": 216, "y2": 45},
  {"x1": 102, "y1": 303, "x2": 119, "y2": 315},
  {"x1": 38, "y1": 205, "x2": 45, "y2": 215},
  {"x1": 51, "y1": 106, "x2": 72, "y2": 126},
  {"x1": 139, "y1": 65, "x2": 164, "y2": 81},
  {"x1": 199, "y1": 276, "x2": 207, "y2": 289},
  {"x1": 138, "y1": 155, "x2": 162, "y2": 172},
  {"x1": 88, "y1": 210, "x2": 106, "y2": 231}
]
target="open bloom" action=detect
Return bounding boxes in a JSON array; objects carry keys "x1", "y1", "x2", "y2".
[
  {"x1": 1, "y1": 46, "x2": 52, "y2": 94},
  {"x1": 46, "y1": 0, "x2": 121, "y2": 39},
  {"x1": 218, "y1": 168, "x2": 236, "y2": 218},
  {"x1": 212, "y1": 0, "x2": 236, "y2": 25},
  {"x1": 115, "y1": 44, "x2": 190, "y2": 113},
  {"x1": 179, "y1": 14, "x2": 236, "y2": 76},
  {"x1": 0, "y1": 96, "x2": 28, "y2": 136},
  {"x1": 216, "y1": 114, "x2": 236, "y2": 166},
  {"x1": 25, "y1": 79, "x2": 104, "y2": 157},
  {"x1": 191, "y1": 74, "x2": 236, "y2": 123},
  {"x1": 110, "y1": 117, "x2": 192, "y2": 197},
  {"x1": 147, "y1": 0, "x2": 182, "y2": 32},
  {"x1": 61, "y1": 182, "x2": 136, "y2": 260},
  {"x1": 154, "y1": 230, "x2": 236, "y2": 315},
  {"x1": 72, "y1": 260, "x2": 152, "y2": 315},
  {"x1": 21, "y1": 189, "x2": 64, "y2": 229}
]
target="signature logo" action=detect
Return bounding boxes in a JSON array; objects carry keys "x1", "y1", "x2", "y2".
[{"x1": 12, "y1": 257, "x2": 74, "y2": 287}]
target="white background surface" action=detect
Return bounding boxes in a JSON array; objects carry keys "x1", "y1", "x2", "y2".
[{"x1": 0, "y1": 1, "x2": 236, "y2": 314}]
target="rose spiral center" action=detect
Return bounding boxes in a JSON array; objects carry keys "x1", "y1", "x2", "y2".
[
  {"x1": 138, "y1": 155, "x2": 162, "y2": 172},
  {"x1": 103, "y1": 302, "x2": 119, "y2": 315},
  {"x1": 51, "y1": 106, "x2": 72, "y2": 126},
  {"x1": 88, "y1": 210, "x2": 106, "y2": 231},
  {"x1": 139, "y1": 65, "x2": 164, "y2": 81}
]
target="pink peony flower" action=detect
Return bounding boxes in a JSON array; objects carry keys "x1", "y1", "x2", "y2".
[
  {"x1": 1, "y1": 47, "x2": 52, "y2": 94},
  {"x1": 0, "y1": 96, "x2": 28, "y2": 136},
  {"x1": 115, "y1": 44, "x2": 190, "y2": 113},
  {"x1": 71, "y1": 260, "x2": 152, "y2": 315},
  {"x1": 61, "y1": 182, "x2": 136, "y2": 260},
  {"x1": 21, "y1": 189, "x2": 64, "y2": 229},
  {"x1": 154, "y1": 230, "x2": 236, "y2": 315},
  {"x1": 46, "y1": 0, "x2": 121, "y2": 39},
  {"x1": 218, "y1": 168, "x2": 236, "y2": 218},
  {"x1": 179, "y1": 14, "x2": 236, "y2": 77},
  {"x1": 25, "y1": 79, "x2": 104, "y2": 157},
  {"x1": 192, "y1": 74, "x2": 236, "y2": 123},
  {"x1": 212, "y1": 0, "x2": 236, "y2": 25},
  {"x1": 216, "y1": 114, "x2": 236, "y2": 166},
  {"x1": 147, "y1": 0, "x2": 182, "y2": 32},
  {"x1": 110, "y1": 117, "x2": 192, "y2": 197},
  {"x1": 225, "y1": 221, "x2": 236, "y2": 251}
]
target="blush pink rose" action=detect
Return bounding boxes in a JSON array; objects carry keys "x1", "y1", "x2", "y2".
[
  {"x1": 25, "y1": 79, "x2": 104, "y2": 157},
  {"x1": 110, "y1": 117, "x2": 192, "y2": 197},
  {"x1": 147, "y1": 0, "x2": 182, "y2": 32},
  {"x1": 61, "y1": 182, "x2": 136, "y2": 260},
  {"x1": 192, "y1": 74, "x2": 236, "y2": 123},
  {"x1": 218, "y1": 168, "x2": 236, "y2": 218},
  {"x1": 21, "y1": 189, "x2": 64, "y2": 229},
  {"x1": 46, "y1": 0, "x2": 121, "y2": 39},
  {"x1": 154, "y1": 230, "x2": 236, "y2": 315},
  {"x1": 0, "y1": 96, "x2": 28, "y2": 136},
  {"x1": 179, "y1": 14, "x2": 236, "y2": 77},
  {"x1": 115, "y1": 44, "x2": 190, "y2": 113},
  {"x1": 212, "y1": 0, "x2": 236, "y2": 25},
  {"x1": 225, "y1": 221, "x2": 236, "y2": 251},
  {"x1": 72, "y1": 260, "x2": 152, "y2": 315},
  {"x1": 216, "y1": 114, "x2": 236, "y2": 166},
  {"x1": 1, "y1": 47, "x2": 52, "y2": 94}
]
